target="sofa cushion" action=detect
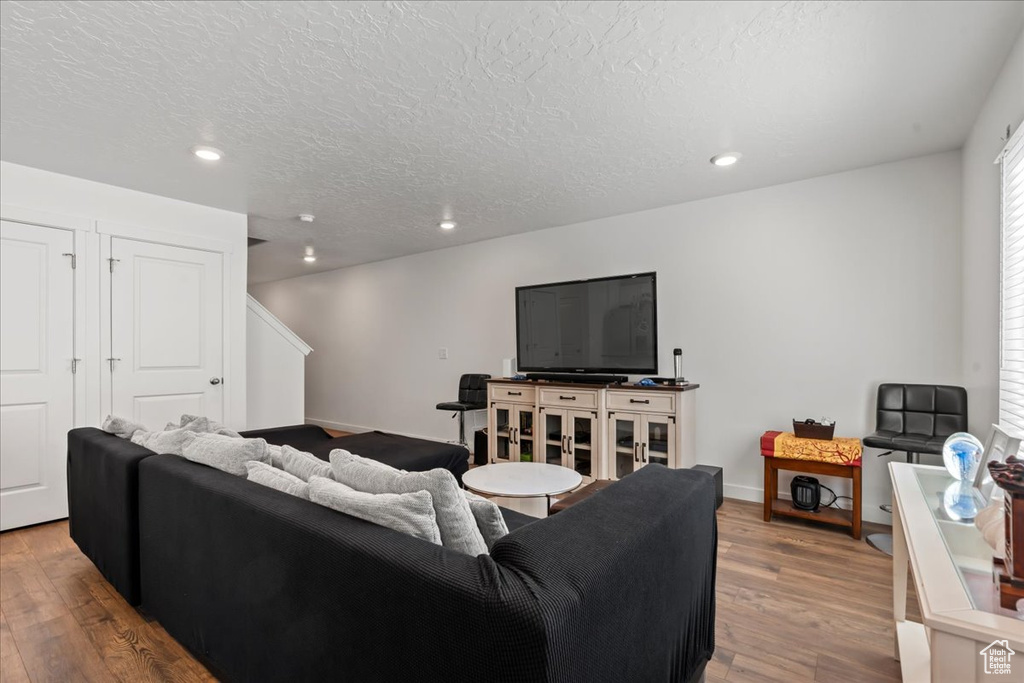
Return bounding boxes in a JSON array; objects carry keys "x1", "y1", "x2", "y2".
[
  {"x1": 330, "y1": 454, "x2": 487, "y2": 556},
  {"x1": 464, "y1": 490, "x2": 509, "y2": 548},
  {"x1": 308, "y1": 476, "x2": 441, "y2": 545},
  {"x1": 246, "y1": 461, "x2": 309, "y2": 499},
  {"x1": 181, "y1": 433, "x2": 270, "y2": 476},
  {"x1": 281, "y1": 445, "x2": 332, "y2": 481}
]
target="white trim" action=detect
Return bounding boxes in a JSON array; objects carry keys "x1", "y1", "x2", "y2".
[
  {"x1": 247, "y1": 295, "x2": 313, "y2": 355},
  {"x1": 0, "y1": 204, "x2": 93, "y2": 232},
  {"x1": 96, "y1": 219, "x2": 234, "y2": 254}
]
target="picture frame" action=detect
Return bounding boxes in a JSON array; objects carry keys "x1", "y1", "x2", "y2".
[{"x1": 974, "y1": 424, "x2": 1023, "y2": 502}]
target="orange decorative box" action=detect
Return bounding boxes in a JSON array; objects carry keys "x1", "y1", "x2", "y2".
[{"x1": 760, "y1": 430, "x2": 862, "y2": 467}]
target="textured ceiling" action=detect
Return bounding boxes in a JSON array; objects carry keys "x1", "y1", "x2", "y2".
[{"x1": 1, "y1": 1, "x2": 1022, "y2": 284}]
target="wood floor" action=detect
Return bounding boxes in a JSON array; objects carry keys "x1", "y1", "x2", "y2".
[{"x1": 0, "y1": 499, "x2": 916, "y2": 682}]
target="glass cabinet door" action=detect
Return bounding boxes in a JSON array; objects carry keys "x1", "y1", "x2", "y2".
[
  {"x1": 642, "y1": 415, "x2": 674, "y2": 468},
  {"x1": 568, "y1": 411, "x2": 596, "y2": 479},
  {"x1": 517, "y1": 407, "x2": 535, "y2": 463},
  {"x1": 492, "y1": 404, "x2": 512, "y2": 463},
  {"x1": 610, "y1": 414, "x2": 642, "y2": 480},
  {"x1": 544, "y1": 409, "x2": 567, "y2": 467}
]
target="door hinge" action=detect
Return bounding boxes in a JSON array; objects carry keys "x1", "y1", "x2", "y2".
[
  {"x1": 62, "y1": 253, "x2": 76, "y2": 269},
  {"x1": 71, "y1": 358, "x2": 82, "y2": 374},
  {"x1": 108, "y1": 257, "x2": 120, "y2": 273}
]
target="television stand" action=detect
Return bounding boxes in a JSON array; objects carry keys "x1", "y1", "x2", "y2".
[{"x1": 525, "y1": 373, "x2": 628, "y2": 385}]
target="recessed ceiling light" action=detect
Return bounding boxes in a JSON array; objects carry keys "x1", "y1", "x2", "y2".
[
  {"x1": 439, "y1": 220, "x2": 457, "y2": 230},
  {"x1": 303, "y1": 255, "x2": 317, "y2": 263},
  {"x1": 710, "y1": 152, "x2": 741, "y2": 167},
  {"x1": 299, "y1": 214, "x2": 315, "y2": 223},
  {"x1": 191, "y1": 145, "x2": 223, "y2": 161}
]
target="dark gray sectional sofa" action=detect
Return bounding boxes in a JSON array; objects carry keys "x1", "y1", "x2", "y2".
[{"x1": 67, "y1": 426, "x2": 717, "y2": 683}]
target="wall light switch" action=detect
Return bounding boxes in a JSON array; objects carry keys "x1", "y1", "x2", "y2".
[{"x1": 438, "y1": 347, "x2": 448, "y2": 360}]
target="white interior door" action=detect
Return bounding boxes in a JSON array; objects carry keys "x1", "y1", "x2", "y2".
[
  {"x1": 0, "y1": 220, "x2": 75, "y2": 530},
  {"x1": 110, "y1": 238, "x2": 223, "y2": 431}
]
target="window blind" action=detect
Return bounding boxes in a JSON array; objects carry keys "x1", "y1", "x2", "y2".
[{"x1": 1000, "y1": 123, "x2": 1024, "y2": 433}]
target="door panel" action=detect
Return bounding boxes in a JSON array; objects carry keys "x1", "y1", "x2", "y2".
[
  {"x1": 569, "y1": 410, "x2": 596, "y2": 479},
  {"x1": 111, "y1": 239, "x2": 223, "y2": 430},
  {"x1": 0, "y1": 220, "x2": 75, "y2": 530},
  {"x1": 544, "y1": 409, "x2": 566, "y2": 466},
  {"x1": 134, "y1": 393, "x2": 206, "y2": 430},
  {"x1": 609, "y1": 413, "x2": 642, "y2": 480}
]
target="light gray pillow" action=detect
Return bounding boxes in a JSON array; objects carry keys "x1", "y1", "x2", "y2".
[
  {"x1": 308, "y1": 476, "x2": 441, "y2": 545},
  {"x1": 132, "y1": 427, "x2": 198, "y2": 456},
  {"x1": 281, "y1": 445, "x2": 332, "y2": 481},
  {"x1": 464, "y1": 489, "x2": 509, "y2": 549},
  {"x1": 330, "y1": 454, "x2": 487, "y2": 556},
  {"x1": 102, "y1": 415, "x2": 148, "y2": 440},
  {"x1": 181, "y1": 433, "x2": 270, "y2": 475},
  {"x1": 180, "y1": 413, "x2": 242, "y2": 438},
  {"x1": 267, "y1": 444, "x2": 284, "y2": 469},
  {"x1": 246, "y1": 461, "x2": 309, "y2": 499},
  {"x1": 329, "y1": 448, "x2": 403, "y2": 472}
]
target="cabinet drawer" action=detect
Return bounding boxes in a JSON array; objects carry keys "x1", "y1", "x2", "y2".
[
  {"x1": 607, "y1": 391, "x2": 675, "y2": 414},
  {"x1": 490, "y1": 384, "x2": 535, "y2": 404},
  {"x1": 538, "y1": 388, "x2": 598, "y2": 410}
]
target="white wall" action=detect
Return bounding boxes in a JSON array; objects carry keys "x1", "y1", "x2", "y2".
[
  {"x1": 0, "y1": 161, "x2": 249, "y2": 428},
  {"x1": 247, "y1": 296, "x2": 309, "y2": 430},
  {"x1": 251, "y1": 151, "x2": 962, "y2": 523},
  {"x1": 962, "y1": 30, "x2": 1024, "y2": 436}
]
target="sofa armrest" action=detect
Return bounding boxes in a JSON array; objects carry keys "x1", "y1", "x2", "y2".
[
  {"x1": 67, "y1": 427, "x2": 157, "y2": 605},
  {"x1": 491, "y1": 465, "x2": 717, "y2": 683}
]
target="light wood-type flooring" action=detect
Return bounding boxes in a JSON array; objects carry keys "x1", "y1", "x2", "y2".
[{"x1": 0, "y1": 498, "x2": 916, "y2": 682}]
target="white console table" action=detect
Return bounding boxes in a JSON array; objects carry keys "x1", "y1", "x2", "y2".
[
  {"x1": 891, "y1": 463, "x2": 1024, "y2": 682},
  {"x1": 486, "y1": 379, "x2": 698, "y2": 482}
]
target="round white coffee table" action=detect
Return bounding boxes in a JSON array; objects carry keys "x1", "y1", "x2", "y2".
[{"x1": 463, "y1": 462, "x2": 583, "y2": 518}]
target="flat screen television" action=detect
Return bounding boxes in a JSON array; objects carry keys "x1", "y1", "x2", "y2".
[{"x1": 515, "y1": 272, "x2": 658, "y2": 374}]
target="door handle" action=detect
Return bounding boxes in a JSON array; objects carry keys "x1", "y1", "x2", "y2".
[
  {"x1": 634, "y1": 442, "x2": 640, "y2": 463},
  {"x1": 567, "y1": 435, "x2": 573, "y2": 454},
  {"x1": 210, "y1": 377, "x2": 222, "y2": 385},
  {"x1": 641, "y1": 442, "x2": 648, "y2": 463},
  {"x1": 512, "y1": 428, "x2": 518, "y2": 445},
  {"x1": 106, "y1": 357, "x2": 121, "y2": 371},
  {"x1": 561, "y1": 435, "x2": 567, "y2": 454}
]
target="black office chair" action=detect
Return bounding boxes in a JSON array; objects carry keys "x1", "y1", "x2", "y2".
[
  {"x1": 436, "y1": 374, "x2": 490, "y2": 447},
  {"x1": 862, "y1": 383, "x2": 968, "y2": 554}
]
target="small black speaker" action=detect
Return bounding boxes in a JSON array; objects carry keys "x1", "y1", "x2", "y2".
[{"x1": 791, "y1": 475, "x2": 820, "y2": 511}]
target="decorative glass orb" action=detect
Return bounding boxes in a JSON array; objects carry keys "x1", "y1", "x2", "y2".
[
  {"x1": 942, "y1": 432, "x2": 984, "y2": 481},
  {"x1": 943, "y1": 481, "x2": 978, "y2": 522}
]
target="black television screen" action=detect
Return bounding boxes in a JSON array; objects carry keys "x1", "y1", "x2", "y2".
[{"x1": 515, "y1": 272, "x2": 658, "y2": 374}]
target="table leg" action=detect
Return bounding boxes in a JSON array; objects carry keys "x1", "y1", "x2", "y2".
[
  {"x1": 763, "y1": 459, "x2": 772, "y2": 522},
  {"x1": 892, "y1": 488, "x2": 908, "y2": 661},
  {"x1": 852, "y1": 466, "x2": 862, "y2": 540}
]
